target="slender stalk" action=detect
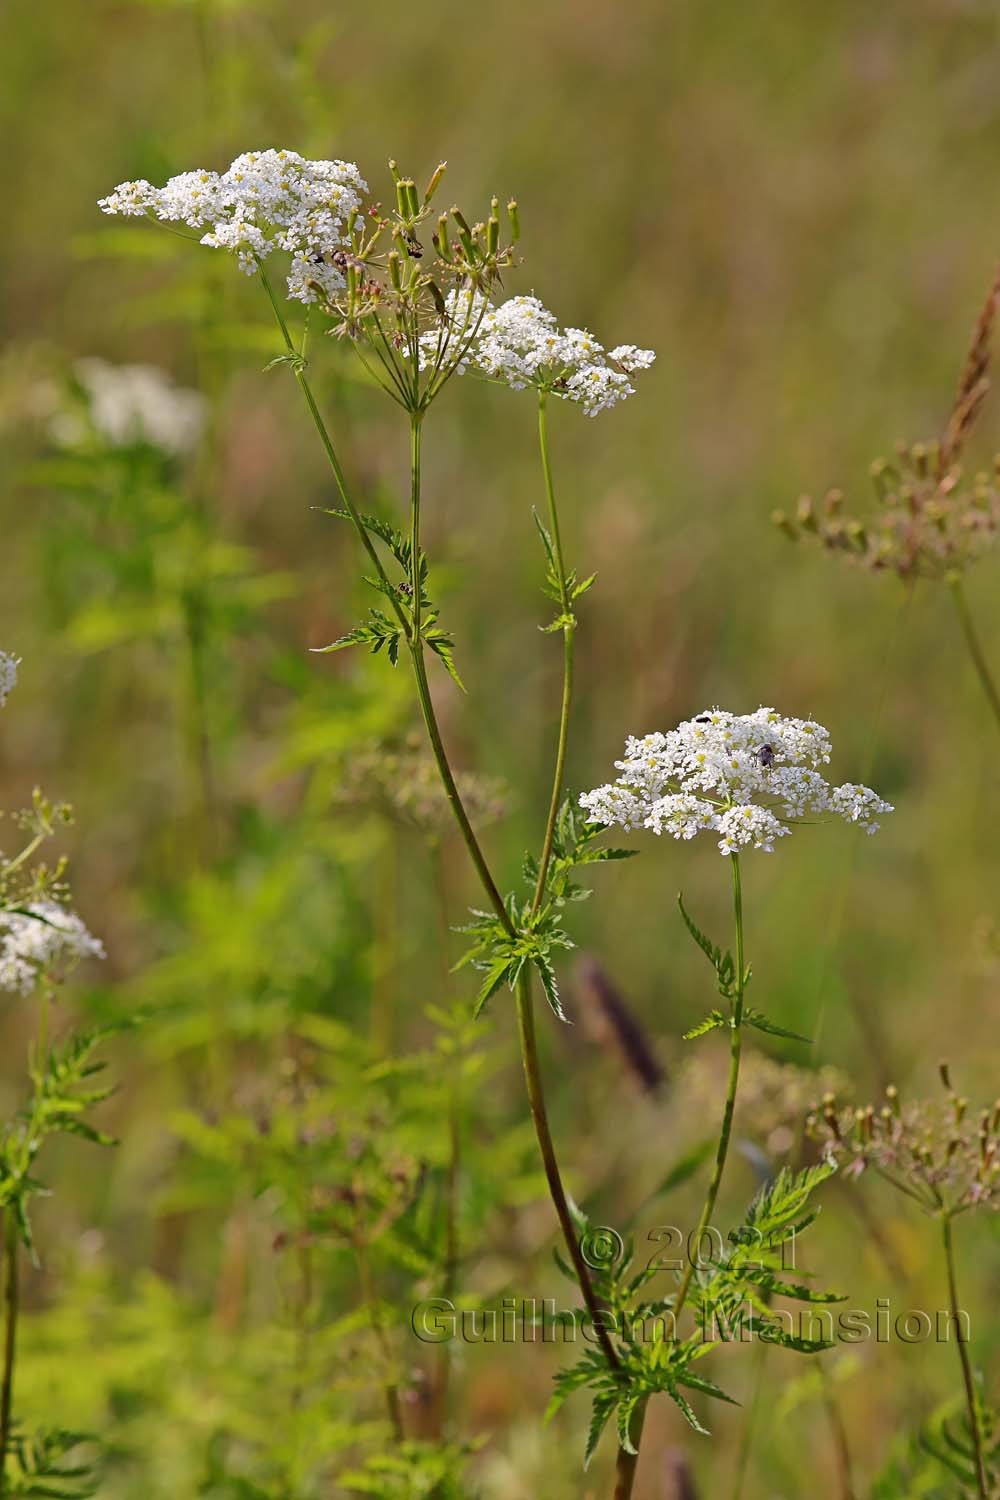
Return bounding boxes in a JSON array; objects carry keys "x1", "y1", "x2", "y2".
[
  {"x1": 259, "y1": 275, "x2": 509, "y2": 930},
  {"x1": 530, "y1": 393, "x2": 576, "y2": 916},
  {"x1": 617, "y1": 855, "x2": 749, "y2": 1500},
  {"x1": 0, "y1": 1209, "x2": 19, "y2": 1479},
  {"x1": 407, "y1": 641, "x2": 511, "y2": 927},
  {"x1": 371, "y1": 829, "x2": 399, "y2": 1056},
  {"x1": 942, "y1": 1213, "x2": 988, "y2": 1498},
  {"x1": 431, "y1": 842, "x2": 459, "y2": 1437},
  {"x1": 355, "y1": 1238, "x2": 405, "y2": 1443},
  {"x1": 257, "y1": 265, "x2": 411, "y2": 644},
  {"x1": 674, "y1": 853, "x2": 747, "y2": 1319},
  {"x1": 947, "y1": 574, "x2": 1000, "y2": 734},
  {"x1": 731, "y1": 1342, "x2": 767, "y2": 1500},
  {"x1": 267, "y1": 297, "x2": 621, "y2": 1458},
  {"x1": 515, "y1": 973, "x2": 620, "y2": 1373},
  {"x1": 819, "y1": 1359, "x2": 856, "y2": 1500},
  {"x1": 181, "y1": 592, "x2": 218, "y2": 854}
]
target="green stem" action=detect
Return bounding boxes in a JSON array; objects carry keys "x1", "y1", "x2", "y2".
[
  {"x1": 0, "y1": 1210, "x2": 19, "y2": 1480},
  {"x1": 515, "y1": 973, "x2": 620, "y2": 1374},
  {"x1": 530, "y1": 392, "x2": 576, "y2": 917},
  {"x1": 731, "y1": 1341, "x2": 767, "y2": 1500},
  {"x1": 407, "y1": 640, "x2": 511, "y2": 928},
  {"x1": 673, "y1": 852, "x2": 747, "y2": 1320},
  {"x1": 257, "y1": 265, "x2": 410, "y2": 644},
  {"x1": 819, "y1": 1358, "x2": 856, "y2": 1500},
  {"x1": 617, "y1": 857, "x2": 751, "y2": 1500},
  {"x1": 355, "y1": 1238, "x2": 405, "y2": 1443},
  {"x1": 942, "y1": 1213, "x2": 988, "y2": 1498},
  {"x1": 268, "y1": 300, "x2": 619, "y2": 1441},
  {"x1": 259, "y1": 274, "x2": 509, "y2": 930},
  {"x1": 181, "y1": 592, "x2": 218, "y2": 853},
  {"x1": 405, "y1": 408, "x2": 512, "y2": 928},
  {"x1": 947, "y1": 574, "x2": 1000, "y2": 734}
]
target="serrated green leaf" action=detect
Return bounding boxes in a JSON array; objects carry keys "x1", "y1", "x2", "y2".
[{"x1": 744, "y1": 1008, "x2": 811, "y2": 1044}]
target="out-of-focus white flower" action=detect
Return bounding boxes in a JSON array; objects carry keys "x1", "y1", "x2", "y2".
[
  {"x1": 99, "y1": 148, "x2": 368, "y2": 303},
  {"x1": 436, "y1": 294, "x2": 654, "y2": 415},
  {"x1": 0, "y1": 901, "x2": 105, "y2": 995},
  {"x1": 0, "y1": 653, "x2": 18, "y2": 708},
  {"x1": 51, "y1": 358, "x2": 206, "y2": 457},
  {"x1": 580, "y1": 707, "x2": 893, "y2": 856}
]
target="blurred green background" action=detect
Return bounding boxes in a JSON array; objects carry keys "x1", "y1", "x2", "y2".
[{"x1": 2, "y1": 1, "x2": 1000, "y2": 1495}]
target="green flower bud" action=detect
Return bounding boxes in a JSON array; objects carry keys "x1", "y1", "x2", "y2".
[
  {"x1": 423, "y1": 162, "x2": 447, "y2": 204},
  {"x1": 507, "y1": 198, "x2": 520, "y2": 244}
]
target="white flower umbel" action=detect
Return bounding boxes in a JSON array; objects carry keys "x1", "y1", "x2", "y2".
[
  {"x1": 445, "y1": 294, "x2": 654, "y2": 415},
  {"x1": 100, "y1": 148, "x2": 368, "y2": 303},
  {"x1": 52, "y1": 359, "x2": 206, "y2": 457},
  {"x1": 580, "y1": 707, "x2": 893, "y2": 855},
  {"x1": 0, "y1": 901, "x2": 105, "y2": 996},
  {"x1": 0, "y1": 652, "x2": 18, "y2": 708}
]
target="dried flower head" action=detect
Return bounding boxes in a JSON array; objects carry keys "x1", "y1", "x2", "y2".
[
  {"x1": 52, "y1": 358, "x2": 206, "y2": 457},
  {"x1": 808, "y1": 1068, "x2": 1000, "y2": 1215},
  {"x1": 334, "y1": 734, "x2": 509, "y2": 840},
  {"x1": 0, "y1": 652, "x2": 18, "y2": 708},
  {"x1": 774, "y1": 445, "x2": 1000, "y2": 581},
  {"x1": 580, "y1": 707, "x2": 892, "y2": 855},
  {"x1": 775, "y1": 265, "x2": 1000, "y2": 581}
]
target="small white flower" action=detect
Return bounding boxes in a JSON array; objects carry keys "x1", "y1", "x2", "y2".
[
  {"x1": 0, "y1": 901, "x2": 105, "y2": 996},
  {"x1": 0, "y1": 653, "x2": 18, "y2": 708},
  {"x1": 443, "y1": 293, "x2": 654, "y2": 414},
  {"x1": 99, "y1": 149, "x2": 368, "y2": 304},
  {"x1": 610, "y1": 344, "x2": 656, "y2": 373},
  {"x1": 580, "y1": 707, "x2": 893, "y2": 856}
]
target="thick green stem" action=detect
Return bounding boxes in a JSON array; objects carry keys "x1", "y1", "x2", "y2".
[
  {"x1": 947, "y1": 574, "x2": 1000, "y2": 735},
  {"x1": 530, "y1": 393, "x2": 576, "y2": 917},
  {"x1": 0, "y1": 1210, "x2": 19, "y2": 1479},
  {"x1": 616, "y1": 857, "x2": 751, "y2": 1500},
  {"x1": 942, "y1": 1213, "x2": 988, "y2": 1498}
]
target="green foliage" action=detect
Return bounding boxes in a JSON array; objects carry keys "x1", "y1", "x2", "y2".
[
  {"x1": 0, "y1": 1028, "x2": 117, "y2": 1261},
  {"x1": 457, "y1": 800, "x2": 634, "y2": 1020},
  {"x1": 677, "y1": 892, "x2": 744, "y2": 1005},
  {"x1": 315, "y1": 510, "x2": 463, "y2": 688},
  {"x1": 2, "y1": 1428, "x2": 99, "y2": 1498},
  {"x1": 678, "y1": 895, "x2": 809, "y2": 1045},
  {"x1": 872, "y1": 1388, "x2": 1000, "y2": 1498},
  {"x1": 337, "y1": 1440, "x2": 476, "y2": 1497},
  {"x1": 548, "y1": 1163, "x2": 839, "y2": 1469},
  {"x1": 532, "y1": 511, "x2": 595, "y2": 632}
]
